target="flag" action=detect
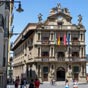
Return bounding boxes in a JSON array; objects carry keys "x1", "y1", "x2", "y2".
[
  {"x1": 57, "y1": 33, "x2": 60, "y2": 45},
  {"x1": 64, "y1": 33, "x2": 66, "y2": 45},
  {"x1": 67, "y1": 33, "x2": 70, "y2": 45}
]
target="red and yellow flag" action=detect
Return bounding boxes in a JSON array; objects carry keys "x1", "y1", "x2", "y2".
[{"x1": 57, "y1": 33, "x2": 60, "y2": 45}]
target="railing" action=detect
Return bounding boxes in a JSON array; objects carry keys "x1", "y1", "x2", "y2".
[
  {"x1": 44, "y1": 25, "x2": 78, "y2": 30},
  {"x1": 57, "y1": 57, "x2": 65, "y2": 61},
  {"x1": 34, "y1": 56, "x2": 86, "y2": 62},
  {"x1": 72, "y1": 41, "x2": 80, "y2": 45},
  {"x1": 41, "y1": 40, "x2": 50, "y2": 45}
]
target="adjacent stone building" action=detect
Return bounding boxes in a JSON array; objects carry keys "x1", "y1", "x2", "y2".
[
  {"x1": 12, "y1": 4, "x2": 86, "y2": 82},
  {"x1": 0, "y1": 0, "x2": 13, "y2": 87}
]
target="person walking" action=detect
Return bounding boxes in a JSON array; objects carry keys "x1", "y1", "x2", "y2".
[
  {"x1": 29, "y1": 79, "x2": 35, "y2": 88},
  {"x1": 15, "y1": 76, "x2": 20, "y2": 88},
  {"x1": 65, "y1": 79, "x2": 69, "y2": 88},
  {"x1": 20, "y1": 78, "x2": 24, "y2": 88},
  {"x1": 73, "y1": 79, "x2": 78, "y2": 88},
  {"x1": 34, "y1": 78, "x2": 40, "y2": 88}
]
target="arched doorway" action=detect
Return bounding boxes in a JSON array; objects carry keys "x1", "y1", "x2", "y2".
[{"x1": 56, "y1": 67, "x2": 65, "y2": 81}]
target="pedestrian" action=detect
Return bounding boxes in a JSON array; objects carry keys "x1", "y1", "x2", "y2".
[
  {"x1": 20, "y1": 78, "x2": 24, "y2": 88},
  {"x1": 73, "y1": 79, "x2": 78, "y2": 88},
  {"x1": 34, "y1": 78, "x2": 40, "y2": 88},
  {"x1": 29, "y1": 79, "x2": 35, "y2": 88},
  {"x1": 50, "y1": 78, "x2": 55, "y2": 85},
  {"x1": 15, "y1": 76, "x2": 20, "y2": 88},
  {"x1": 65, "y1": 79, "x2": 69, "y2": 88},
  {"x1": 24, "y1": 78, "x2": 27, "y2": 88}
]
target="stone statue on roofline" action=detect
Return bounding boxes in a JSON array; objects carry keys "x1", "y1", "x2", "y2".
[
  {"x1": 78, "y1": 14, "x2": 82, "y2": 25},
  {"x1": 38, "y1": 13, "x2": 43, "y2": 23},
  {"x1": 57, "y1": 3, "x2": 61, "y2": 9}
]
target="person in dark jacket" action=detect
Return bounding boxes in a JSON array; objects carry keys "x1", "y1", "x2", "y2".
[
  {"x1": 29, "y1": 79, "x2": 35, "y2": 88},
  {"x1": 20, "y1": 78, "x2": 24, "y2": 88}
]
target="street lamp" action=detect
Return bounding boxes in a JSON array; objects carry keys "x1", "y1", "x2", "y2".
[{"x1": 0, "y1": 0, "x2": 24, "y2": 13}]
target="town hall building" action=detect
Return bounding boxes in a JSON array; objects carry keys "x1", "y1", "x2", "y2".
[{"x1": 12, "y1": 3, "x2": 86, "y2": 82}]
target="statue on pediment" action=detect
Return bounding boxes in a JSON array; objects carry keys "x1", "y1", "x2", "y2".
[
  {"x1": 57, "y1": 3, "x2": 61, "y2": 9},
  {"x1": 38, "y1": 13, "x2": 43, "y2": 23},
  {"x1": 78, "y1": 14, "x2": 82, "y2": 24}
]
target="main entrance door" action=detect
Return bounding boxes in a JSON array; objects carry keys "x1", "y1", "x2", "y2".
[
  {"x1": 57, "y1": 67, "x2": 65, "y2": 81},
  {"x1": 43, "y1": 67, "x2": 48, "y2": 81}
]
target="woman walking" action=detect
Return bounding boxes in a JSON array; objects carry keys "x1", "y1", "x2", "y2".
[{"x1": 65, "y1": 79, "x2": 69, "y2": 88}]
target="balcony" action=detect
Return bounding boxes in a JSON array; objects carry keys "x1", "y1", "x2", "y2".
[
  {"x1": 57, "y1": 57, "x2": 65, "y2": 62},
  {"x1": 72, "y1": 41, "x2": 80, "y2": 45},
  {"x1": 68, "y1": 57, "x2": 86, "y2": 62},
  {"x1": 43, "y1": 25, "x2": 78, "y2": 30},
  {"x1": 34, "y1": 56, "x2": 49, "y2": 62},
  {"x1": 41, "y1": 40, "x2": 50, "y2": 45},
  {"x1": 34, "y1": 56, "x2": 86, "y2": 62}
]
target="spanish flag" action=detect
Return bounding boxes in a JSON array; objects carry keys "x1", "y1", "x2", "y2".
[{"x1": 57, "y1": 33, "x2": 60, "y2": 45}]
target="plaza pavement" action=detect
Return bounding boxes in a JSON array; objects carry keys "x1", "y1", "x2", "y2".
[{"x1": 7, "y1": 81, "x2": 88, "y2": 88}]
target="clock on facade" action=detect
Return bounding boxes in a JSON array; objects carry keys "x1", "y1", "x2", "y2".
[{"x1": 58, "y1": 16, "x2": 63, "y2": 21}]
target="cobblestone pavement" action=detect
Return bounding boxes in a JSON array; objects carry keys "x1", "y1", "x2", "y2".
[{"x1": 7, "y1": 82, "x2": 88, "y2": 88}]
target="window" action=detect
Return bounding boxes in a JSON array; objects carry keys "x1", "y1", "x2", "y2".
[
  {"x1": 57, "y1": 52, "x2": 64, "y2": 57},
  {"x1": 81, "y1": 48, "x2": 83, "y2": 57},
  {"x1": 38, "y1": 33, "x2": 40, "y2": 40},
  {"x1": 72, "y1": 37, "x2": 78, "y2": 41},
  {"x1": 51, "y1": 48, "x2": 53, "y2": 57},
  {"x1": 72, "y1": 52, "x2": 79, "y2": 57},
  {"x1": 51, "y1": 33, "x2": 54, "y2": 40},
  {"x1": 38, "y1": 65, "x2": 40, "y2": 76},
  {"x1": 42, "y1": 37, "x2": 49, "y2": 41},
  {"x1": 73, "y1": 66, "x2": 79, "y2": 73},
  {"x1": 42, "y1": 52, "x2": 49, "y2": 57},
  {"x1": 81, "y1": 34, "x2": 83, "y2": 41},
  {"x1": 43, "y1": 67, "x2": 48, "y2": 74},
  {"x1": 82, "y1": 65, "x2": 84, "y2": 76},
  {"x1": 69, "y1": 65, "x2": 71, "y2": 69},
  {"x1": 38, "y1": 47, "x2": 40, "y2": 57},
  {"x1": 0, "y1": 14, "x2": 4, "y2": 28}
]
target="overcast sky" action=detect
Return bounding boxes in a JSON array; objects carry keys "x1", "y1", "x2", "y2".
[{"x1": 11, "y1": 0, "x2": 88, "y2": 54}]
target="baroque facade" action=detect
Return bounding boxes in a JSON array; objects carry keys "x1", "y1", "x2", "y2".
[{"x1": 12, "y1": 4, "x2": 86, "y2": 82}]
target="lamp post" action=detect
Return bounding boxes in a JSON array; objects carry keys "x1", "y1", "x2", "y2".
[{"x1": 0, "y1": 0, "x2": 24, "y2": 13}]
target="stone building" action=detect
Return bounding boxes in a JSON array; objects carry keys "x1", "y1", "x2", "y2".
[
  {"x1": 0, "y1": 0, "x2": 13, "y2": 87},
  {"x1": 12, "y1": 4, "x2": 86, "y2": 82}
]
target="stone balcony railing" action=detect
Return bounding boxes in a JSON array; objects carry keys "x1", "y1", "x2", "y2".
[
  {"x1": 43, "y1": 25, "x2": 81, "y2": 30},
  {"x1": 34, "y1": 56, "x2": 86, "y2": 62}
]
